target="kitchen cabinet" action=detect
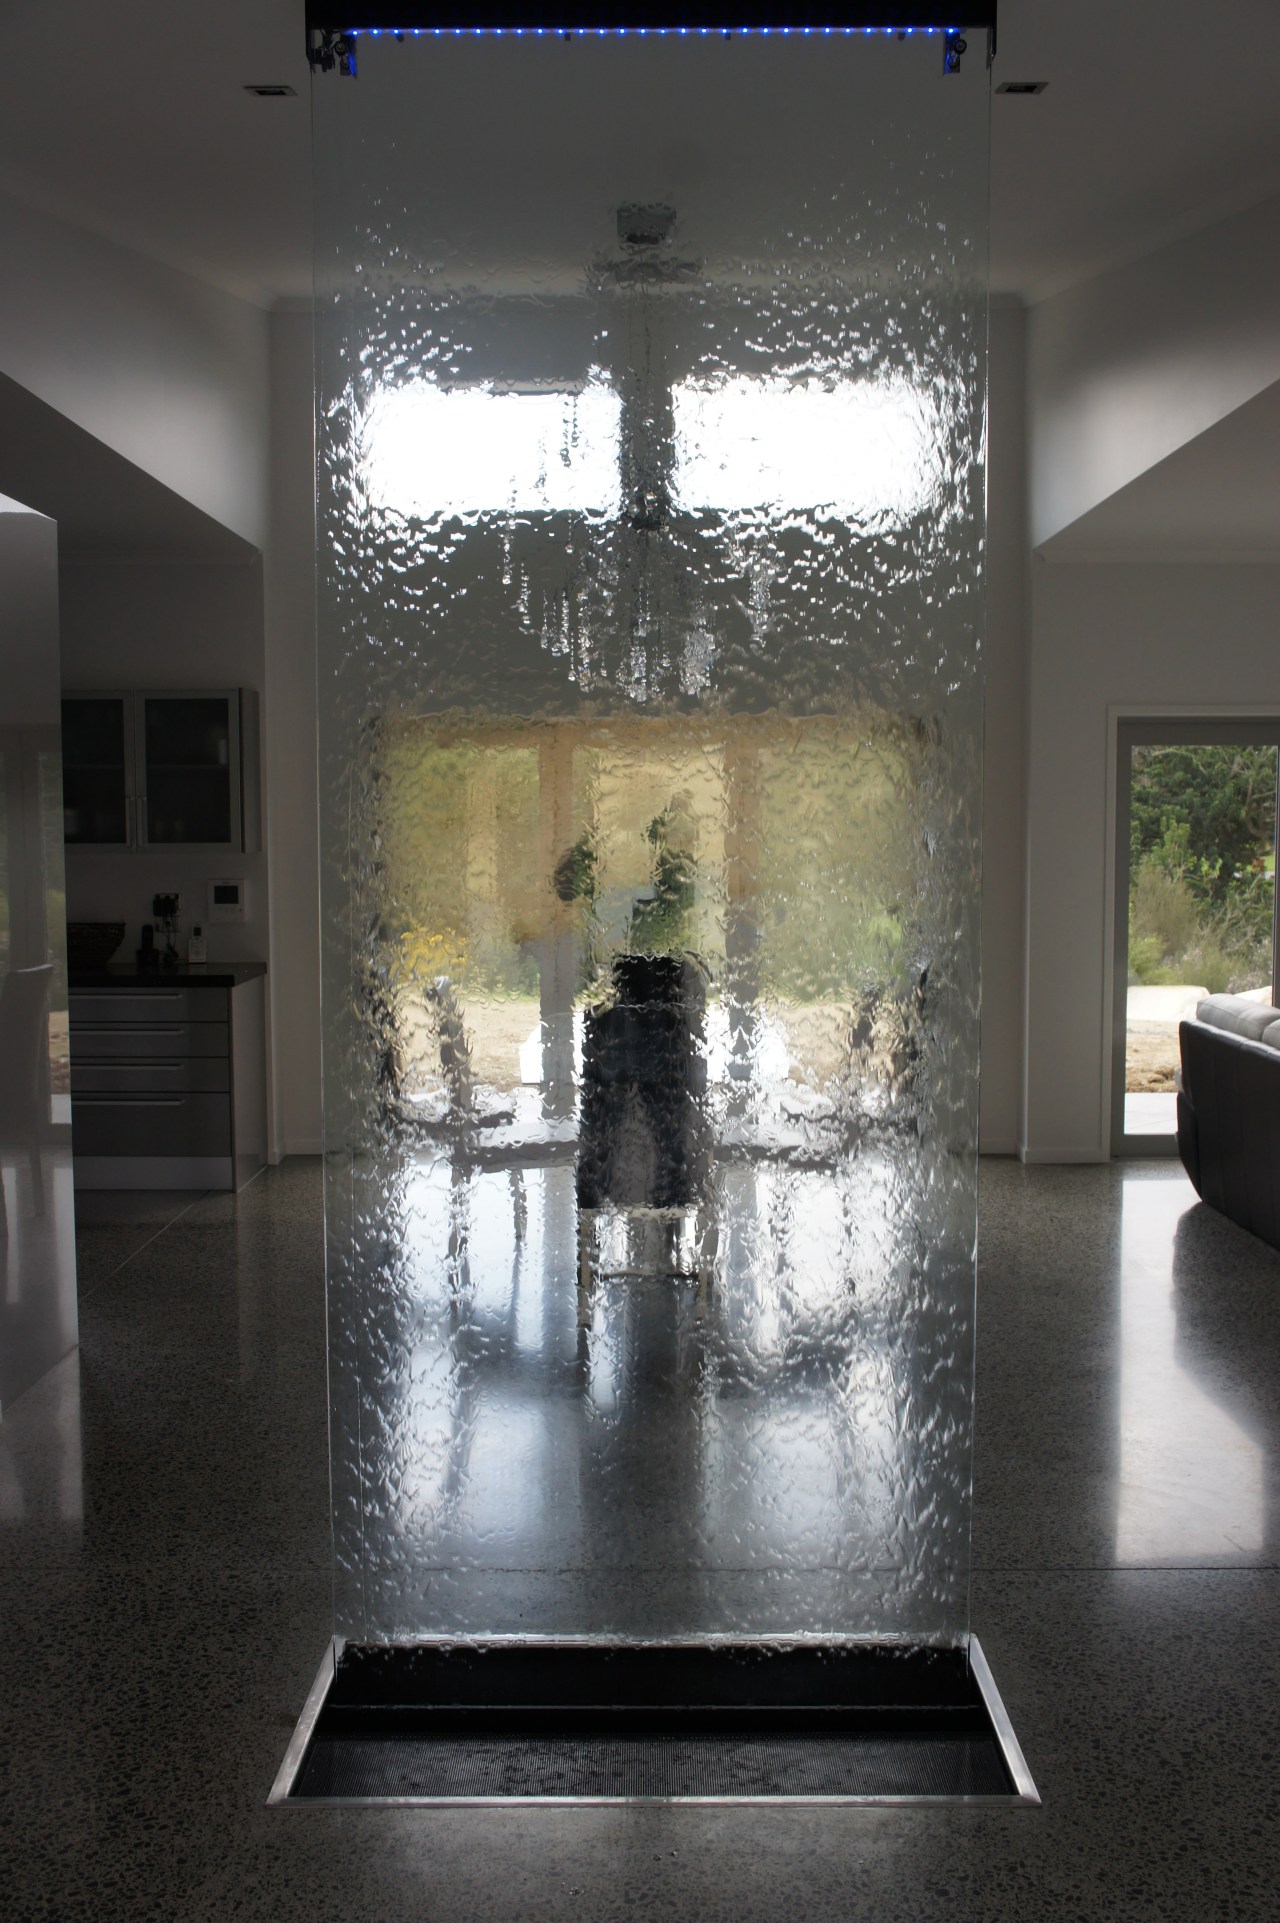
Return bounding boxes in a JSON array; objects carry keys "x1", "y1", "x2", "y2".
[
  {"x1": 59, "y1": 693, "x2": 132, "y2": 845},
  {"x1": 61, "y1": 690, "x2": 260, "y2": 852},
  {"x1": 68, "y1": 965, "x2": 267, "y2": 1190}
]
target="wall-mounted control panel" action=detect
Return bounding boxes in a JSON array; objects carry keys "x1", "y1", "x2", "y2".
[{"x1": 208, "y1": 878, "x2": 247, "y2": 923}]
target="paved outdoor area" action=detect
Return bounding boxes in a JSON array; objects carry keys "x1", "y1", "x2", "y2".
[{"x1": 1123, "y1": 984, "x2": 1273, "y2": 1134}]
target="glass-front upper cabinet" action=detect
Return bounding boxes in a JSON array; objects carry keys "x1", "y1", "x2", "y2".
[
  {"x1": 61, "y1": 690, "x2": 260, "y2": 851},
  {"x1": 61, "y1": 693, "x2": 132, "y2": 845},
  {"x1": 140, "y1": 694, "x2": 236, "y2": 847}
]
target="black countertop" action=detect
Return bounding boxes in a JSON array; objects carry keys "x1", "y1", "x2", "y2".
[{"x1": 69, "y1": 961, "x2": 267, "y2": 990}]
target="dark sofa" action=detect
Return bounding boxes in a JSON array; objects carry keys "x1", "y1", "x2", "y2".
[{"x1": 1178, "y1": 1017, "x2": 1280, "y2": 1252}]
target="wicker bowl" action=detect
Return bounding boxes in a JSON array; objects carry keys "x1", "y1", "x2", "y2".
[{"x1": 65, "y1": 921, "x2": 126, "y2": 972}]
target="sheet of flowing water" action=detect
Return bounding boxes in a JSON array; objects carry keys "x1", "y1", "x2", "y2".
[{"x1": 313, "y1": 37, "x2": 988, "y2": 1643}]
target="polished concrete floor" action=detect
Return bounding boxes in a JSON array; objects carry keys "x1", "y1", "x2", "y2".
[{"x1": 1, "y1": 1157, "x2": 1277, "y2": 1920}]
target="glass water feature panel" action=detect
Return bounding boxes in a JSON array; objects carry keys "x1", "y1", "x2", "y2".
[
  {"x1": 313, "y1": 36, "x2": 989, "y2": 1645},
  {"x1": 0, "y1": 499, "x2": 78, "y2": 1410}
]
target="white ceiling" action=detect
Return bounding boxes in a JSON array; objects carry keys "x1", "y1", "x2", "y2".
[
  {"x1": 2, "y1": 0, "x2": 1277, "y2": 558},
  {"x1": 2, "y1": 0, "x2": 1280, "y2": 308}
]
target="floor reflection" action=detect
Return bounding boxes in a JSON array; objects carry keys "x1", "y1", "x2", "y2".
[
  {"x1": 0, "y1": 1345, "x2": 82, "y2": 1528},
  {"x1": 1116, "y1": 1171, "x2": 1265, "y2": 1562},
  {"x1": 341, "y1": 1147, "x2": 974, "y2": 1640},
  {"x1": 0, "y1": 1148, "x2": 78, "y2": 1411}
]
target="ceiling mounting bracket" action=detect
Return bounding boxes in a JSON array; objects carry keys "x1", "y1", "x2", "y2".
[
  {"x1": 307, "y1": 27, "x2": 359, "y2": 77},
  {"x1": 944, "y1": 19, "x2": 996, "y2": 72}
]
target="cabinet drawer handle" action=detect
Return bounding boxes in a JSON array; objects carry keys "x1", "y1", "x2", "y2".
[
  {"x1": 74, "y1": 1096, "x2": 185, "y2": 1107},
  {"x1": 71, "y1": 1024, "x2": 186, "y2": 1035},
  {"x1": 73, "y1": 1064, "x2": 191, "y2": 1079},
  {"x1": 71, "y1": 991, "x2": 183, "y2": 1003},
  {"x1": 79, "y1": 1060, "x2": 187, "y2": 1070}
]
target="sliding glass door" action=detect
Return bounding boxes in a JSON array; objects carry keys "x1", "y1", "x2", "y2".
[{"x1": 1113, "y1": 720, "x2": 1280, "y2": 1155}]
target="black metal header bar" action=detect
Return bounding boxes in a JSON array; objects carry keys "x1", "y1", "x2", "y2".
[{"x1": 306, "y1": 3, "x2": 996, "y2": 33}]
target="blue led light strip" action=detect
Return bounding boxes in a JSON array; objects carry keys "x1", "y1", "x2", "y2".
[
  {"x1": 306, "y1": 3, "x2": 995, "y2": 68},
  {"x1": 344, "y1": 23, "x2": 956, "y2": 31}
]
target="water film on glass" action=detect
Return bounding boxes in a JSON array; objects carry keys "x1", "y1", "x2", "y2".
[{"x1": 311, "y1": 32, "x2": 989, "y2": 1652}]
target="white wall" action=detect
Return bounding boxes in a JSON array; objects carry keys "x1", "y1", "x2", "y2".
[
  {"x1": 1021, "y1": 559, "x2": 1280, "y2": 1162},
  {"x1": 58, "y1": 558, "x2": 270, "y2": 976},
  {"x1": 0, "y1": 192, "x2": 270, "y2": 550},
  {"x1": 1027, "y1": 196, "x2": 1280, "y2": 548},
  {"x1": 0, "y1": 492, "x2": 61, "y2": 727},
  {"x1": 263, "y1": 310, "x2": 322, "y2": 1157}
]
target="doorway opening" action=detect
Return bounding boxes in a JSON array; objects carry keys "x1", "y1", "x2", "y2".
[{"x1": 1112, "y1": 720, "x2": 1280, "y2": 1156}]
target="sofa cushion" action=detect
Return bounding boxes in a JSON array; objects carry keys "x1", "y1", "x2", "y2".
[
  {"x1": 1262, "y1": 1019, "x2": 1280, "y2": 1052},
  {"x1": 1196, "y1": 993, "x2": 1280, "y2": 1043}
]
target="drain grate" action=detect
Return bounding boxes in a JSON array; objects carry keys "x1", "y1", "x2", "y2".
[
  {"x1": 271, "y1": 1638, "x2": 1038, "y2": 1806},
  {"x1": 297, "y1": 1729, "x2": 1010, "y2": 1800}
]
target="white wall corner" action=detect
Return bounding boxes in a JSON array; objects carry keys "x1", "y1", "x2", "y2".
[
  {"x1": 0, "y1": 191, "x2": 271, "y2": 549},
  {"x1": 1027, "y1": 196, "x2": 1280, "y2": 548}
]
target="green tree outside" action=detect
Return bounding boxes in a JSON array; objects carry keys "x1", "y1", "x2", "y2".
[{"x1": 1129, "y1": 745, "x2": 1276, "y2": 993}]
